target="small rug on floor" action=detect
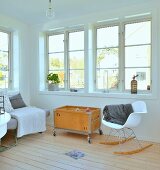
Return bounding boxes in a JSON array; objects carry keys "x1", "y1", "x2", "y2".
[{"x1": 65, "y1": 150, "x2": 85, "y2": 159}]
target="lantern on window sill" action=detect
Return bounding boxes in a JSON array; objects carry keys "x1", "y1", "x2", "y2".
[
  {"x1": 131, "y1": 75, "x2": 138, "y2": 94},
  {"x1": 0, "y1": 96, "x2": 5, "y2": 115}
]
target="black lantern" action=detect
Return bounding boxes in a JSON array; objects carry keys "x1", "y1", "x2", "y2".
[
  {"x1": 131, "y1": 75, "x2": 138, "y2": 94},
  {"x1": 0, "y1": 96, "x2": 5, "y2": 114}
]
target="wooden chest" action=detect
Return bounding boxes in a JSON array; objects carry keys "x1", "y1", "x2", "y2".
[{"x1": 53, "y1": 105, "x2": 102, "y2": 143}]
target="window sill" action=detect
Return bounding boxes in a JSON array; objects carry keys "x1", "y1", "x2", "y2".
[
  {"x1": 0, "y1": 89, "x2": 19, "y2": 96},
  {"x1": 39, "y1": 90, "x2": 156, "y2": 100}
]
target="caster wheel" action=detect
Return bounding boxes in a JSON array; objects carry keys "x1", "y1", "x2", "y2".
[
  {"x1": 99, "y1": 129, "x2": 103, "y2": 135},
  {"x1": 88, "y1": 137, "x2": 91, "y2": 144},
  {"x1": 53, "y1": 131, "x2": 56, "y2": 136}
]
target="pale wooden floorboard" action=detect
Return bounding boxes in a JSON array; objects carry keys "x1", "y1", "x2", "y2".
[
  {"x1": 0, "y1": 128, "x2": 160, "y2": 170},
  {"x1": 0, "y1": 160, "x2": 24, "y2": 170},
  {"x1": 0, "y1": 155, "x2": 40, "y2": 170},
  {"x1": 20, "y1": 132, "x2": 157, "y2": 170},
  {"x1": 10, "y1": 144, "x2": 118, "y2": 170}
]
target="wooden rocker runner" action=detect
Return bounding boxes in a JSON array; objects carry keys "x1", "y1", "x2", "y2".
[
  {"x1": 100, "y1": 136, "x2": 135, "y2": 145},
  {"x1": 100, "y1": 134, "x2": 152, "y2": 155},
  {"x1": 113, "y1": 143, "x2": 153, "y2": 155},
  {"x1": 101, "y1": 101, "x2": 153, "y2": 155}
]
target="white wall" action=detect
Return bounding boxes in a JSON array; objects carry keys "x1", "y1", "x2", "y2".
[
  {"x1": 0, "y1": 14, "x2": 31, "y2": 104},
  {"x1": 30, "y1": 93, "x2": 160, "y2": 142},
  {"x1": 4, "y1": 1, "x2": 160, "y2": 142}
]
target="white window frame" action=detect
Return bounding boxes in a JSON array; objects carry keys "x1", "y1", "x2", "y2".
[
  {"x1": 46, "y1": 27, "x2": 85, "y2": 91},
  {"x1": 67, "y1": 29, "x2": 85, "y2": 90},
  {"x1": 94, "y1": 23, "x2": 120, "y2": 93},
  {"x1": 42, "y1": 12, "x2": 157, "y2": 99},
  {"x1": 123, "y1": 18, "x2": 152, "y2": 93},
  {"x1": 0, "y1": 29, "x2": 11, "y2": 89},
  {"x1": 94, "y1": 17, "x2": 152, "y2": 94},
  {"x1": 47, "y1": 31, "x2": 65, "y2": 90}
]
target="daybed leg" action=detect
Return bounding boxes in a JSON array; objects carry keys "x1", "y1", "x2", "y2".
[{"x1": 14, "y1": 129, "x2": 18, "y2": 146}]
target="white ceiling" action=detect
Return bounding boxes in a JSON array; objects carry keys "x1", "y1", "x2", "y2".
[{"x1": 0, "y1": 0, "x2": 156, "y2": 25}]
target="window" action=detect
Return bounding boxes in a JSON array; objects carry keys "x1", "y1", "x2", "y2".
[
  {"x1": 96, "y1": 25, "x2": 119, "y2": 91},
  {"x1": 69, "y1": 31, "x2": 84, "y2": 89},
  {"x1": 125, "y1": 20, "x2": 151, "y2": 91},
  {"x1": 47, "y1": 29, "x2": 84, "y2": 90},
  {"x1": 95, "y1": 19, "x2": 151, "y2": 93},
  {"x1": 0, "y1": 30, "x2": 10, "y2": 89},
  {"x1": 48, "y1": 33, "x2": 65, "y2": 88},
  {"x1": 46, "y1": 16, "x2": 152, "y2": 95}
]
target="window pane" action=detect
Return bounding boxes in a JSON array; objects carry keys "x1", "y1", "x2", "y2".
[
  {"x1": 48, "y1": 70, "x2": 64, "y2": 88},
  {"x1": 69, "y1": 31, "x2": 84, "y2": 51},
  {"x1": 69, "y1": 51, "x2": 84, "y2": 69},
  {"x1": 97, "y1": 26, "x2": 118, "y2": 48},
  {"x1": 125, "y1": 21, "x2": 151, "y2": 45},
  {"x1": 70, "y1": 70, "x2": 84, "y2": 89},
  {"x1": 0, "y1": 71, "x2": 8, "y2": 88},
  {"x1": 49, "y1": 53, "x2": 64, "y2": 70},
  {"x1": 125, "y1": 45, "x2": 151, "y2": 67},
  {"x1": 125, "y1": 68, "x2": 151, "y2": 90},
  {"x1": 49, "y1": 34, "x2": 64, "y2": 53},
  {"x1": 96, "y1": 69, "x2": 119, "y2": 90},
  {"x1": 97, "y1": 48, "x2": 118, "y2": 68},
  {"x1": 0, "y1": 51, "x2": 9, "y2": 88},
  {"x1": 0, "y1": 32, "x2": 8, "y2": 51},
  {"x1": 0, "y1": 51, "x2": 9, "y2": 69}
]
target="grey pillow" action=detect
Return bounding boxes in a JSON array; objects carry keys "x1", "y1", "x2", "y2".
[{"x1": 9, "y1": 93, "x2": 27, "y2": 109}]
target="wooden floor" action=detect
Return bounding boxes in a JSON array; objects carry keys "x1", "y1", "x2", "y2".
[{"x1": 0, "y1": 128, "x2": 160, "y2": 170}]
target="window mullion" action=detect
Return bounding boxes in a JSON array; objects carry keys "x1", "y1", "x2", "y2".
[
  {"x1": 46, "y1": 35, "x2": 50, "y2": 89},
  {"x1": 93, "y1": 27, "x2": 97, "y2": 92},
  {"x1": 8, "y1": 32, "x2": 12, "y2": 89},
  {"x1": 64, "y1": 31, "x2": 69, "y2": 91},
  {"x1": 120, "y1": 22, "x2": 125, "y2": 92}
]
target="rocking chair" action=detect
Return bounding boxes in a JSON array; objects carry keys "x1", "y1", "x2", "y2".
[{"x1": 101, "y1": 101, "x2": 152, "y2": 154}]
